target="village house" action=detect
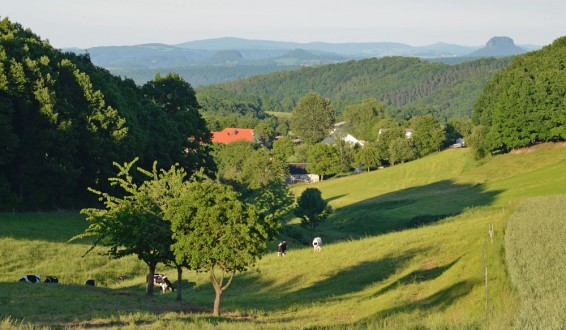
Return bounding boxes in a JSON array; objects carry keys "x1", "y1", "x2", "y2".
[
  {"x1": 285, "y1": 163, "x2": 320, "y2": 185},
  {"x1": 211, "y1": 128, "x2": 254, "y2": 144}
]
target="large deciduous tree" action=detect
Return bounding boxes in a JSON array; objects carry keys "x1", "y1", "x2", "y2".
[
  {"x1": 342, "y1": 98, "x2": 386, "y2": 141},
  {"x1": 306, "y1": 143, "x2": 340, "y2": 181},
  {"x1": 294, "y1": 188, "x2": 332, "y2": 230},
  {"x1": 410, "y1": 115, "x2": 446, "y2": 157},
  {"x1": 165, "y1": 180, "x2": 268, "y2": 316},
  {"x1": 355, "y1": 142, "x2": 381, "y2": 172},
  {"x1": 388, "y1": 137, "x2": 416, "y2": 165},
  {"x1": 72, "y1": 159, "x2": 177, "y2": 296},
  {"x1": 291, "y1": 92, "x2": 334, "y2": 144}
]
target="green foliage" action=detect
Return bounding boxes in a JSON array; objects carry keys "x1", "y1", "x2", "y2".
[
  {"x1": 333, "y1": 135, "x2": 357, "y2": 174},
  {"x1": 271, "y1": 135, "x2": 295, "y2": 161},
  {"x1": 342, "y1": 98, "x2": 387, "y2": 140},
  {"x1": 245, "y1": 179, "x2": 294, "y2": 241},
  {"x1": 473, "y1": 36, "x2": 566, "y2": 154},
  {"x1": 72, "y1": 158, "x2": 181, "y2": 295},
  {"x1": 291, "y1": 92, "x2": 335, "y2": 144},
  {"x1": 241, "y1": 148, "x2": 288, "y2": 189},
  {"x1": 505, "y1": 195, "x2": 566, "y2": 328},
  {"x1": 212, "y1": 141, "x2": 255, "y2": 185},
  {"x1": 198, "y1": 56, "x2": 510, "y2": 119},
  {"x1": 306, "y1": 143, "x2": 340, "y2": 180},
  {"x1": 294, "y1": 187, "x2": 333, "y2": 230},
  {"x1": 355, "y1": 142, "x2": 382, "y2": 171},
  {"x1": 0, "y1": 18, "x2": 215, "y2": 210},
  {"x1": 141, "y1": 73, "x2": 215, "y2": 176},
  {"x1": 410, "y1": 115, "x2": 446, "y2": 157},
  {"x1": 388, "y1": 137, "x2": 417, "y2": 165},
  {"x1": 253, "y1": 119, "x2": 277, "y2": 148},
  {"x1": 375, "y1": 122, "x2": 405, "y2": 165},
  {"x1": 165, "y1": 179, "x2": 267, "y2": 315},
  {"x1": 445, "y1": 116, "x2": 473, "y2": 146}
]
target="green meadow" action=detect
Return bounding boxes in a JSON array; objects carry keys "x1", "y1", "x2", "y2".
[{"x1": 1, "y1": 143, "x2": 565, "y2": 329}]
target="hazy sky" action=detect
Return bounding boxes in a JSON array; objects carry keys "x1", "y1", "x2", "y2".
[{"x1": 3, "y1": 0, "x2": 565, "y2": 49}]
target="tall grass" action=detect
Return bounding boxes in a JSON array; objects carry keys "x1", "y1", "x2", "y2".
[{"x1": 505, "y1": 195, "x2": 566, "y2": 329}]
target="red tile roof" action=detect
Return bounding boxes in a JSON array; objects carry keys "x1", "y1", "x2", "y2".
[{"x1": 211, "y1": 128, "x2": 254, "y2": 144}]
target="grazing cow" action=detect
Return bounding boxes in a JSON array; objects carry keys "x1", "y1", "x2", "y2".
[
  {"x1": 147, "y1": 274, "x2": 174, "y2": 293},
  {"x1": 312, "y1": 237, "x2": 322, "y2": 251},
  {"x1": 278, "y1": 241, "x2": 288, "y2": 256},
  {"x1": 44, "y1": 276, "x2": 59, "y2": 284},
  {"x1": 117, "y1": 275, "x2": 129, "y2": 281},
  {"x1": 85, "y1": 279, "x2": 95, "y2": 286},
  {"x1": 19, "y1": 275, "x2": 41, "y2": 284}
]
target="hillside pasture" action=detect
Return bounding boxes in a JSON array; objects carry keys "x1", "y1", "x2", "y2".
[{"x1": 1, "y1": 144, "x2": 565, "y2": 329}]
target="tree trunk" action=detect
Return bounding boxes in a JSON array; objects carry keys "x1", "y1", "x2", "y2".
[
  {"x1": 176, "y1": 265, "x2": 183, "y2": 301},
  {"x1": 213, "y1": 287, "x2": 222, "y2": 316},
  {"x1": 146, "y1": 265, "x2": 156, "y2": 296}
]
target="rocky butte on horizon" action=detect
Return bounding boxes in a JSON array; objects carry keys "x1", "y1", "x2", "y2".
[{"x1": 468, "y1": 36, "x2": 528, "y2": 57}]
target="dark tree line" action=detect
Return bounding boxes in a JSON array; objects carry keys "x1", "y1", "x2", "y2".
[{"x1": 0, "y1": 18, "x2": 213, "y2": 210}]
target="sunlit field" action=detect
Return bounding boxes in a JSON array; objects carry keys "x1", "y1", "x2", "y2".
[{"x1": 1, "y1": 143, "x2": 565, "y2": 329}]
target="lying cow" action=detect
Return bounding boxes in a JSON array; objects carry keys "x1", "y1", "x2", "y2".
[
  {"x1": 277, "y1": 241, "x2": 288, "y2": 256},
  {"x1": 44, "y1": 276, "x2": 59, "y2": 284},
  {"x1": 19, "y1": 275, "x2": 41, "y2": 284},
  {"x1": 147, "y1": 274, "x2": 174, "y2": 293},
  {"x1": 313, "y1": 237, "x2": 322, "y2": 251}
]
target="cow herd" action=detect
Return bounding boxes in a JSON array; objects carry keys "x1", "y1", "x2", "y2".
[
  {"x1": 19, "y1": 274, "x2": 95, "y2": 286},
  {"x1": 17, "y1": 238, "x2": 323, "y2": 290},
  {"x1": 19, "y1": 275, "x2": 59, "y2": 284},
  {"x1": 18, "y1": 273, "x2": 175, "y2": 293}
]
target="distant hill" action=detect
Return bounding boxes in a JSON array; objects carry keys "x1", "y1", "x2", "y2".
[
  {"x1": 467, "y1": 36, "x2": 528, "y2": 57},
  {"x1": 197, "y1": 56, "x2": 512, "y2": 120},
  {"x1": 63, "y1": 37, "x2": 540, "y2": 86}
]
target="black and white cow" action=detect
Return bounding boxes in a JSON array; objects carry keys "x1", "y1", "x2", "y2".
[
  {"x1": 277, "y1": 241, "x2": 288, "y2": 256},
  {"x1": 312, "y1": 237, "x2": 322, "y2": 251},
  {"x1": 147, "y1": 274, "x2": 174, "y2": 293},
  {"x1": 44, "y1": 276, "x2": 59, "y2": 283},
  {"x1": 19, "y1": 275, "x2": 41, "y2": 283}
]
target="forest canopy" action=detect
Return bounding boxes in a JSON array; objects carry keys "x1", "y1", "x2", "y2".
[
  {"x1": 471, "y1": 36, "x2": 566, "y2": 155},
  {"x1": 196, "y1": 56, "x2": 512, "y2": 120},
  {"x1": 0, "y1": 18, "x2": 213, "y2": 210}
]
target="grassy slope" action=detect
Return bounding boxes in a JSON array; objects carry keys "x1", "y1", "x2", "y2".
[{"x1": 1, "y1": 143, "x2": 565, "y2": 329}]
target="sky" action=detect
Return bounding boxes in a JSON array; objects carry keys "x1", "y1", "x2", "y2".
[{"x1": 2, "y1": 0, "x2": 565, "y2": 49}]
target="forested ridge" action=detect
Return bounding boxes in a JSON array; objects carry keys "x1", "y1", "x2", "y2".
[
  {"x1": 0, "y1": 18, "x2": 213, "y2": 210},
  {"x1": 471, "y1": 36, "x2": 566, "y2": 154},
  {"x1": 197, "y1": 56, "x2": 512, "y2": 120}
]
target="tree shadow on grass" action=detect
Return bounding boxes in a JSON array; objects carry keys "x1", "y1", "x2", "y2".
[
  {"x1": 359, "y1": 280, "x2": 477, "y2": 325},
  {"x1": 220, "y1": 248, "x2": 426, "y2": 310},
  {"x1": 0, "y1": 281, "x2": 258, "y2": 329},
  {"x1": 367, "y1": 257, "x2": 461, "y2": 299},
  {"x1": 325, "y1": 180, "x2": 502, "y2": 240}
]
